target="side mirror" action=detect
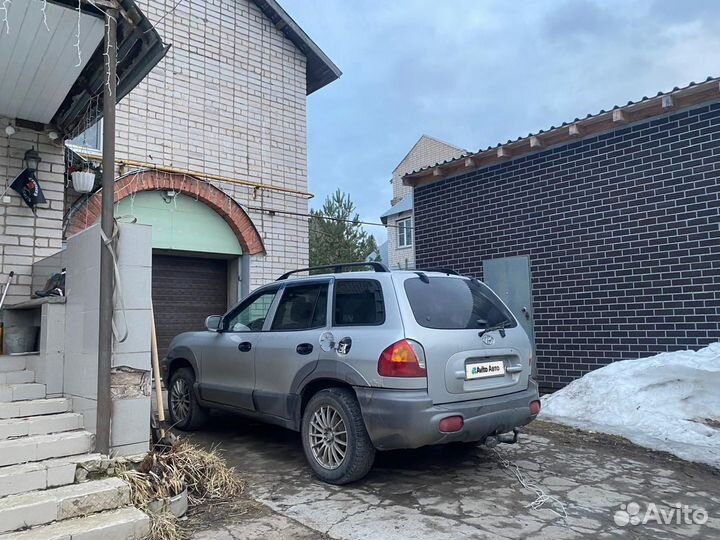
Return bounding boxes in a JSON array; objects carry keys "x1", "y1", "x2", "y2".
[{"x1": 205, "y1": 315, "x2": 222, "y2": 332}]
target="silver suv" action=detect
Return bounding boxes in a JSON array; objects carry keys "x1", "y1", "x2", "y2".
[{"x1": 161, "y1": 263, "x2": 541, "y2": 484}]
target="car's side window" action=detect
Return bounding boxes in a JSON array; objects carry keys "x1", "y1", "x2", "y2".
[
  {"x1": 224, "y1": 289, "x2": 278, "y2": 332},
  {"x1": 271, "y1": 283, "x2": 328, "y2": 331},
  {"x1": 333, "y1": 279, "x2": 385, "y2": 326}
]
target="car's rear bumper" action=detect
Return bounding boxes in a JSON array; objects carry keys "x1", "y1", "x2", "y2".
[{"x1": 354, "y1": 381, "x2": 539, "y2": 451}]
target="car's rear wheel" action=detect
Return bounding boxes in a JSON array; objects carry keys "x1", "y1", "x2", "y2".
[
  {"x1": 301, "y1": 388, "x2": 376, "y2": 484},
  {"x1": 168, "y1": 368, "x2": 208, "y2": 431}
]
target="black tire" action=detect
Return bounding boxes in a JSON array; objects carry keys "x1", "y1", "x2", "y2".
[
  {"x1": 168, "y1": 368, "x2": 208, "y2": 431},
  {"x1": 301, "y1": 388, "x2": 376, "y2": 484}
]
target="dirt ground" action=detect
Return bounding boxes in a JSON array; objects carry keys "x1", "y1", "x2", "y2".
[{"x1": 184, "y1": 414, "x2": 720, "y2": 539}]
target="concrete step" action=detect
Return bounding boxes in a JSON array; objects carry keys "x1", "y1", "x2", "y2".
[
  {"x1": 0, "y1": 356, "x2": 26, "y2": 373},
  {"x1": 0, "y1": 369, "x2": 34, "y2": 384},
  {"x1": 0, "y1": 431, "x2": 93, "y2": 467},
  {"x1": 0, "y1": 413, "x2": 84, "y2": 440},
  {"x1": 0, "y1": 383, "x2": 45, "y2": 402},
  {"x1": 0, "y1": 506, "x2": 149, "y2": 540},
  {"x1": 0, "y1": 477, "x2": 131, "y2": 534},
  {"x1": 0, "y1": 453, "x2": 105, "y2": 498},
  {"x1": 0, "y1": 397, "x2": 71, "y2": 420}
]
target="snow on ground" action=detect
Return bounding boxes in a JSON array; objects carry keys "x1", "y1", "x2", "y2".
[{"x1": 539, "y1": 342, "x2": 720, "y2": 468}]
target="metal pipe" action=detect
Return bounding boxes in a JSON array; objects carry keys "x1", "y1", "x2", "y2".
[
  {"x1": 74, "y1": 155, "x2": 315, "y2": 199},
  {"x1": 96, "y1": 8, "x2": 118, "y2": 456}
]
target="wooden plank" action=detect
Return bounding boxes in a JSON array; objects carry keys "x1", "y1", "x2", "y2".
[{"x1": 612, "y1": 110, "x2": 627, "y2": 123}]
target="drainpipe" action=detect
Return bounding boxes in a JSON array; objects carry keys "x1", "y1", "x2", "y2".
[{"x1": 96, "y1": 7, "x2": 118, "y2": 456}]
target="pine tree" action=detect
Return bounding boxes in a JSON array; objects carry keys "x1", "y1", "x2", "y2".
[{"x1": 309, "y1": 190, "x2": 377, "y2": 267}]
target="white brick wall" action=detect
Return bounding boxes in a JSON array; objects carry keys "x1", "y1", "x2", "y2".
[
  {"x1": 390, "y1": 136, "x2": 464, "y2": 204},
  {"x1": 386, "y1": 210, "x2": 414, "y2": 270},
  {"x1": 385, "y1": 136, "x2": 464, "y2": 270},
  {"x1": 115, "y1": 0, "x2": 310, "y2": 289},
  {"x1": 0, "y1": 124, "x2": 65, "y2": 304}
]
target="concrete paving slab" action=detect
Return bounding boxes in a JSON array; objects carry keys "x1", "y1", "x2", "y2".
[{"x1": 187, "y1": 416, "x2": 720, "y2": 540}]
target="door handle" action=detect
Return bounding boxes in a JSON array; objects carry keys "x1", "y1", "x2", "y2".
[
  {"x1": 521, "y1": 306, "x2": 531, "y2": 320},
  {"x1": 238, "y1": 341, "x2": 252, "y2": 352},
  {"x1": 296, "y1": 343, "x2": 313, "y2": 355}
]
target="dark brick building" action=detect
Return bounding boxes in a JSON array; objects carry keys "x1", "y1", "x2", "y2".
[{"x1": 404, "y1": 79, "x2": 720, "y2": 390}]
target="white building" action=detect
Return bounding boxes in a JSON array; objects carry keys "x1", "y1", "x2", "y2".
[
  {"x1": 65, "y1": 0, "x2": 340, "y2": 356},
  {"x1": 0, "y1": 3, "x2": 339, "y2": 534},
  {"x1": 380, "y1": 135, "x2": 465, "y2": 269}
]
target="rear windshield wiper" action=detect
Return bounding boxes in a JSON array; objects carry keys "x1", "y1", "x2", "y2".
[{"x1": 478, "y1": 319, "x2": 512, "y2": 338}]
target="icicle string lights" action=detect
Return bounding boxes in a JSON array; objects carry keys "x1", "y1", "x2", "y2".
[
  {"x1": 1, "y1": 0, "x2": 11, "y2": 34},
  {"x1": 74, "y1": 0, "x2": 82, "y2": 67},
  {"x1": 40, "y1": 0, "x2": 49, "y2": 31}
]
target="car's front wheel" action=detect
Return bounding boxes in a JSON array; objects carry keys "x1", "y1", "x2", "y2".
[
  {"x1": 168, "y1": 367, "x2": 208, "y2": 431},
  {"x1": 301, "y1": 388, "x2": 376, "y2": 484}
]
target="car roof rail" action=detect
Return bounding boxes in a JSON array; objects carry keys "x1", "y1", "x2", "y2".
[
  {"x1": 412, "y1": 267, "x2": 460, "y2": 276},
  {"x1": 276, "y1": 261, "x2": 391, "y2": 280}
]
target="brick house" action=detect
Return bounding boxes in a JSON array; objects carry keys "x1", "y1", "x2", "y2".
[
  {"x1": 404, "y1": 78, "x2": 720, "y2": 390},
  {"x1": 380, "y1": 135, "x2": 465, "y2": 269},
  {"x1": 64, "y1": 0, "x2": 340, "y2": 355},
  {"x1": 0, "y1": 0, "x2": 337, "y2": 456}
]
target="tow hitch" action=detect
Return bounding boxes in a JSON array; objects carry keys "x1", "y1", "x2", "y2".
[{"x1": 483, "y1": 428, "x2": 520, "y2": 448}]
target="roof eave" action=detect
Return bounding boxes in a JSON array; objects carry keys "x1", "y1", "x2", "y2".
[
  {"x1": 252, "y1": 0, "x2": 341, "y2": 95},
  {"x1": 404, "y1": 77, "x2": 720, "y2": 188},
  {"x1": 51, "y1": 0, "x2": 167, "y2": 136}
]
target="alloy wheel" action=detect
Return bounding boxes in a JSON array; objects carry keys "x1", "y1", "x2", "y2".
[
  {"x1": 170, "y1": 378, "x2": 191, "y2": 423},
  {"x1": 308, "y1": 404, "x2": 348, "y2": 469}
]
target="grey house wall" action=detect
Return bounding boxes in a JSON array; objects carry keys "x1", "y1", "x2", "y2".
[
  {"x1": 414, "y1": 102, "x2": 720, "y2": 390},
  {"x1": 63, "y1": 223, "x2": 152, "y2": 456}
]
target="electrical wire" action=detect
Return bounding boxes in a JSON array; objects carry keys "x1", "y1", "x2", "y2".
[
  {"x1": 244, "y1": 204, "x2": 413, "y2": 230},
  {"x1": 145, "y1": 0, "x2": 185, "y2": 32},
  {"x1": 492, "y1": 447, "x2": 568, "y2": 520}
]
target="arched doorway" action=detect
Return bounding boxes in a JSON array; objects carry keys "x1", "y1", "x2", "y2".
[{"x1": 65, "y1": 171, "x2": 265, "y2": 356}]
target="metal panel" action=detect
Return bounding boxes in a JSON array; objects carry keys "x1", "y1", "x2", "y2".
[
  {"x1": 152, "y1": 254, "x2": 228, "y2": 360},
  {"x1": 483, "y1": 256, "x2": 535, "y2": 351},
  {"x1": 0, "y1": 1, "x2": 103, "y2": 123},
  {"x1": 114, "y1": 192, "x2": 243, "y2": 255}
]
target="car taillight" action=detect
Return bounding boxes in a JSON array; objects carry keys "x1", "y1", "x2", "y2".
[
  {"x1": 378, "y1": 339, "x2": 427, "y2": 378},
  {"x1": 438, "y1": 416, "x2": 464, "y2": 433},
  {"x1": 529, "y1": 400, "x2": 541, "y2": 415}
]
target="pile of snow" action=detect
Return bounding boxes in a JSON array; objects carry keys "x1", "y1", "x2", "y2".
[{"x1": 539, "y1": 342, "x2": 720, "y2": 468}]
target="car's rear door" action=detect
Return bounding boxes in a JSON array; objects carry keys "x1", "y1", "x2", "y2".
[
  {"x1": 199, "y1": 286, "x2": 280, "y2": 411},
  {"x1": 396, "y1": 274, "x2": 532, "y2": 405},
  {"x1": 253, "y1": 279, "x2": 330, "y2": 419}
]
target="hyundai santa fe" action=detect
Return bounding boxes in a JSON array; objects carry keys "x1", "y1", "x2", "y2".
[{"x1": 161, "y1": 262, "x2": 541, "y2": 484}]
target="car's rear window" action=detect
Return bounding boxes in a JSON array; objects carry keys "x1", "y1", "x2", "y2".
[{"x1": 403, "y1": 277, "x2": 516, "y2": 330}]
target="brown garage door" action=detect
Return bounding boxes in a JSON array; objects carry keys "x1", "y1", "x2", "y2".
[{"x1": 152, "y1": 254, "x2": 228, "y2": 359}]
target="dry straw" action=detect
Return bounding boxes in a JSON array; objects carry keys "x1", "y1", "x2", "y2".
[{"x1": 118, "y1": 441, "x2": 244, "y2": 540}]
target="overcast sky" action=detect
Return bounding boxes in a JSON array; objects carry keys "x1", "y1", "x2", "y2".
[{"x1": 281, "y1": 0, "x2": 720, "y2": 244}]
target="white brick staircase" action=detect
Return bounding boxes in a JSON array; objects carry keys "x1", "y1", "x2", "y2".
[{"x1": 0, "y1": 356, "x2": 149, "y2": 539}]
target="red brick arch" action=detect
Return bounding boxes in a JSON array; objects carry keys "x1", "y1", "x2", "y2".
[{"x1": 65, "y1": 170, "x2": 265, "y2": 255}]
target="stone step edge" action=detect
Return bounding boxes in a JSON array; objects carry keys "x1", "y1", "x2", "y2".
[
  {"x1": 0, "y1": 412, "x2": 84, "y2": 440},
  {"x1": 0, "y1": 506, "x2": 149, "y2": 540},
  {"x1": 0, "y1": 477, "x2": 131, "y2": 534}
]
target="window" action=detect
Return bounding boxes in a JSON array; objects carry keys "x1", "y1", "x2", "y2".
[
  {"x1": 69, "y1": 120, "x2": 103, "y2": 152},
  {"x1": 403, "y1": 277, "x2": 517, "y2": 330},
  {"x1": 334, "y1": 280, "x2": 385, "y2": 326},
  {"x1": 224, "y1": 289, "x2": 278, "y2": 332},
  {"x1": 271, "y1": 283, "x2": 328, "y2": 331},
  {"x1": 397, "y1": 218, "x2": 412, "y2": 248}
]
